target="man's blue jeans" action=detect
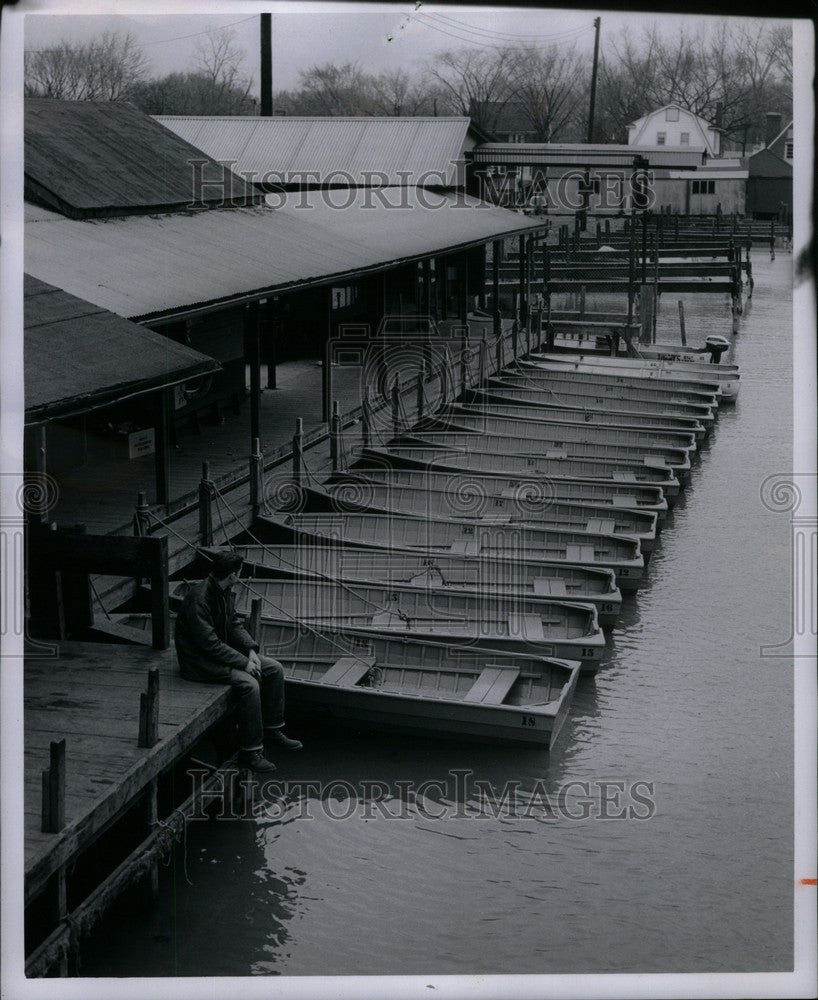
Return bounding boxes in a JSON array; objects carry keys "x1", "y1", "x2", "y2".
[{"x1": 228, "y1": 656, "x2": 286, "y2": 752}]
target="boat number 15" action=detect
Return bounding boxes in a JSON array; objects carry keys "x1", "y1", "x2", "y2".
[{"x1": 521, "y1": 715, "x2": 537, "y2": 727}]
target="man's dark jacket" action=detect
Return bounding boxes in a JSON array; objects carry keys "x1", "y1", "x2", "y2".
[{"x1": 175, "y1": 575, "x2": 259, "y2": 683}]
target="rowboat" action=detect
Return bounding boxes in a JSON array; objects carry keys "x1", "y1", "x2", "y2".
[
  {"x1": 512, "y1": 362, "x2": 722, "y2": 404},
  {"x1": 468, "y1": 386, "x2": 715, "y2": 430},
  {"x1": 257, "y1": 510, "x2": 646, "y2": 592},
  {"x1": 359, "y1": 444, "x2": 682, "y2": 499},
  {"x1": 307, "y1": 477, "x2": 659, "y2": 553},
  {"x1": 495, "y1": 368, "x2": 721, "y2": 406},
  {"x1": 220, "y1": 576, "x2": 606, "y2": 670},
  {"x1": 447, "y1": 400, "x2": 707, "y2": 443},
  {"x1": 404, "y1": 428, "x2": 693, "y2": 480},
  {"x1": 200, "y1": 543, "x2": 624, "y2": 628},
  {"x1": 335, "y1": 464, "x2": 669, "y2": 520},
  {"x1": 531, "y1": 351, "x2": 740, "y2": 401},
  {"x1": 115, "y1": 614, "x2": 581, "y2": 748}
]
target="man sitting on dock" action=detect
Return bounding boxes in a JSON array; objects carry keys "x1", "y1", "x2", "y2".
[{"x1": 175, "y1": 551, "x2": 302, "y2": 773}]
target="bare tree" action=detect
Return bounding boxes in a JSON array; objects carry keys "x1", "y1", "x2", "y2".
[
  {"x1": 292, "y1": 62, "x2": 378, "y2": 115},
  {"x1": 507, "y1": 44, "x2": 587, "y2": 141},
  {"x1": 427, "y1": 47, "x2": 516, "y2": 130},
  {"x1": 191, "y1": 27, "x2": 253, "y2": 112},
  {"x1": 25, "y1": 30, "x2": 147, "y2": 100},
  {"x1": 370, "y1": 68, "x2": 432, "y2": 116}
]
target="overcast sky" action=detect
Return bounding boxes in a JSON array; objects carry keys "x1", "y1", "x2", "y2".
[{"x1": 21, "y1": 2, "x2": 789, "y2": 97}]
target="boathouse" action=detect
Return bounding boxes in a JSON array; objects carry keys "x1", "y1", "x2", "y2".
[{"x1": 24, "y1": 100, "x2": 545, "y2": 533}]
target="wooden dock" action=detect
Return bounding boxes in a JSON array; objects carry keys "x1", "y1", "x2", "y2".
[{"x1": 25, "y1": 641, "x2": 234, "y2": 976}]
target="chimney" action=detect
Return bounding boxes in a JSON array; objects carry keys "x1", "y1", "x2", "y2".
[{"x1": 765, "y1": 112, "x2": 783, "y2": 147}]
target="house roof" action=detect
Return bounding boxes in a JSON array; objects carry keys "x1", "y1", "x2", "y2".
[
  {"x1": 24, "y1": 274, "x2": 220, "y2": 423},
  {"x1": 155, "y1": 115, "x2": 479, "y2": 187},
  {"x1": 25, "y1": 191, "x2": 544, "y2": 323},
  {"x1": 768, "y1": 118, "x2": 793, "y2": 150},
  {"x1": 626, "y1": 103, "x2": 722, "y2": 130},
  {"x1": 25, "y1": 99, "x2": 261, "y2": 219},
  {"x1": 472, "y1": 143, "x2": 707, "y2": 169}
]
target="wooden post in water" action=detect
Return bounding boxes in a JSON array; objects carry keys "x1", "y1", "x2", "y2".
[
  {"x1": 292, "y1": 419, "x2": 303, "y2": 487},
  {"x1": 138, "y1": 668, "x2": 160, "y2": 749},
  {"x1": 330, "y1": 401, "x2": 341, "y2": 472},
  {"x1": 627, "y1": 215, "x2": 637, "y2": 333},
  {"x1": 198, "y1": 461, "x2": 213, "y2": 547},
  {"x1": 652, "y1": 234, "x2": 660, "y2": 343},
  {"x1": 769, "y1": 220, "x2": 776, "y2": 261},
  {"x1": 249, "y1": 437, "x2": 263, "y2": 518},
  {"x1": 678, "y1": 300, "x2": 687, "y2": 346},
  {"x1": 492, "y1": 240, "x2": 502, "y2": 342}
]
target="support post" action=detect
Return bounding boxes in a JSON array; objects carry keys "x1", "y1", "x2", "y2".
[
  {"x1": 322, "y1": 289, "x2": 333, "y2": 423},
  {"x1": 479, "y1": 332, "x2": 487, "y2": 385},
  {"x1": 292, "y1": 418, "x2": 303, "y2": 486},
  {"x1": 249, "y1": 437, "x2": 263, "y2": 518},
  {"x1": 265, "y1": 299, "x2": 278, "y2": 389},
  {"x1": 545, "y1": 298, "x2": 554, "y2": 351},
  {"x1": 330, "y1": 400, "x2": 342, "y2": 471},
  {"x1": 361, "y1": 392, "x2": 371, "y2": 449},
  {"x1": 459, "y1": 331, "x2": 469, "y2": 397},
  {"x1": 198, "y1": 461, "x2": 213, "y2": 547},
  {"x1": 517, "y1": 235, "x2": 526, "y2": 328},
  {"x1": 133, "y1": 490, "x2": 150, "y2": 537},
  {"x1": 41, "y1": 739, "x2": 66, "y2": 834},
  {"x1": 248, "y1": 301, "x2": 261, "y2": 449},
  {"x1": 138, "y1": 668, "x2": 160, "y2": 749},
  {"x1": 491, "y1": 240, "x2": 501, "y2": 342},
  {"x1": 416, "y1": 371, "x2": 425, "y2": 422},
  {"x1": 678, "y1": 300, "x2": 687, "y2": 346},
  {"x1": 154, "y1": 387, "x2": 171, "y2": 506}
]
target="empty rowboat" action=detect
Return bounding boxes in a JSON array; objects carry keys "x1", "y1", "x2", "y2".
[
  {"x1": 308, "y1": 477, "x2": 659, "y2": 553},
  {"x1": 359, "y1": 444, "x2": 682, "y2": 499},
  {"x1": 512, "y1": 362, "x2": 722, "y2": 404},
  {"x1": 221, "y1": 576, "x2": 605, "y2": 670},
  {"x1": 201, "y1": 543, "x2": 624, "y2": 628},
  {"x1": 531, "y1": 351, "x2": 740, "y2": 401},
  {"x1": 256, "y1": 510, "x2": 646, "y2": 592},
  {"x1": 116, "y1": 614, "x2": 581, "y2": 748}
]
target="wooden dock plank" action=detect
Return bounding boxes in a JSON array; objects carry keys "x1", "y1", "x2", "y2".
[{"x1": 24, "y1": 641, "x2": 233, "y2": 903}]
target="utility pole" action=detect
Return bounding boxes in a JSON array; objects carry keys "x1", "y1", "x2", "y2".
[
  {"x1": 260, "y1": 12, "x2": 273, "y2": 116},
  {"x1": 586, "y1": 17, "x2": 601, "y2": 144}
]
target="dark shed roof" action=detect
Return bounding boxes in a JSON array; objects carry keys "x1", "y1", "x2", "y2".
[
  {"x1": 25, "y1": 274, "x2": 220, "y2": 423},
  {"x1": 745, "y1": 148, "x2": 793, "y2": 178},
  {"x1": 25, "y1": 99, "x2": 262, "y2": 219}
]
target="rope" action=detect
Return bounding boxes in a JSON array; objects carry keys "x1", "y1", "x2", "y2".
[
  {"x1": 211, "y1": 486, "x2": 236, "y2": 548},
  {"x1": 88, "y1": 577, "x2": 111, "y2": 621}
]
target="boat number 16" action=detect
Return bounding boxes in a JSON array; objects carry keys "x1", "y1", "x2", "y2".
[{"x1": 521, "y1": 715, "x2": 537, "y2": 727}]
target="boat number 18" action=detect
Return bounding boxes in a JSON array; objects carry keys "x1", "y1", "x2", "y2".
[{"x1": 521, "y1": 715, "x2": 536, "y2": 727}]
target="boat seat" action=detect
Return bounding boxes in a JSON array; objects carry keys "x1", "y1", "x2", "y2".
[
  {"x1": 463, "y1": 666, "x2": 521, "y2": 705},
  {"x1": 533, "y1": 577, "x2": 567, "y2": 597},
  {"x1": 643, "y1": 455, "x2": 669, "y2": 468},
  {"x1": 585, "y1": 518, "x2": 616, "y2": 535},
  {"x1": 565, "y1": 544, "x2": 596, "y2": 563},
  {"x1": 321, "y1": 654, "x2": 376, "y2": 686},
  {"x1": 448, "y1": 540, "x2": 481, "y2": 556},
  {"x1": 507, "y1": 613, "x2": 545, "y2": 641},
  {"x1": 545, "y1": 448, "x2": 567, "y2": 459}
]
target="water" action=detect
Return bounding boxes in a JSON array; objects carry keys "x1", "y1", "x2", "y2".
[{"x1": 79, "y1": 255, "x2": 794, "y2": 977}]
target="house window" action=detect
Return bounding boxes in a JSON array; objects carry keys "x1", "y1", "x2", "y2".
[
  {"x1": 657, "y1": 132, "x2": 666, "y2": 145},
  {"x1": 331, "y1": 286, "x2": 358, "y2": 310},
  {"x1": 785, "y1": 141, "x2": 793, "y2": 158},
  {"x1": 666, "y1": 107, "x2": 680, "y2": 121},
  {"x1": 680, "y1": 132, "x2": 690, "y2": 145},
  {"x1": 692, "y1": 180, "x2": 716, "y2": 195}
]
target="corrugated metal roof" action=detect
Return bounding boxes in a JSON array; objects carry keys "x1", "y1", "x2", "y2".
[
  {"x1": 473, "y1": 143, "x2": 707, "y2": 169},
  {"x1": 24, "y1": 274, "x2": 220, "y2": 421},
  {"x1": 155, "y1": 116, "x2": 473, "y2": 186},
  {"x1": 25, "y1": 99, "x2": 261, "y2": 218},
  {"x1": 25, "y1": 191, "x2": 543, "y2": 322}
]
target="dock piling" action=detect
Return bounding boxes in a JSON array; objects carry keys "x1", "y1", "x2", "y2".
[
  {"x1": 678, "y1": 300, "x2": 687, "y2": 346},
  {"x1": 138, "y1": 668, "x2": 160, "y2": 749},
  {"x1": 133, "y1": 491, "x2": 150, "y2": 538},
  {"x1": 361, "y1": 393, "x2": 371, "y2": 449}
]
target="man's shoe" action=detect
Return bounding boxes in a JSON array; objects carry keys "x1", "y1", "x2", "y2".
[
  {"x1": 264, "y1": 729, "x2": 303, "y2": 750},
  {"x1": 239, "y1": 749, "x2": 277, "y2": 773}
]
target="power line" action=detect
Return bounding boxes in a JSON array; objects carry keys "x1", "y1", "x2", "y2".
[
  {"x1": 414, "y1": 13, "x2": 591, "y2": 50},
  {"x1": 424, "y1": 10, "x2": 595, "y2": 42}
]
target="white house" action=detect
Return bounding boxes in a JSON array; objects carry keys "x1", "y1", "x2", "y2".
[{"x1": 627, "y1": 104, "x2": 722, "y2": 157}]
